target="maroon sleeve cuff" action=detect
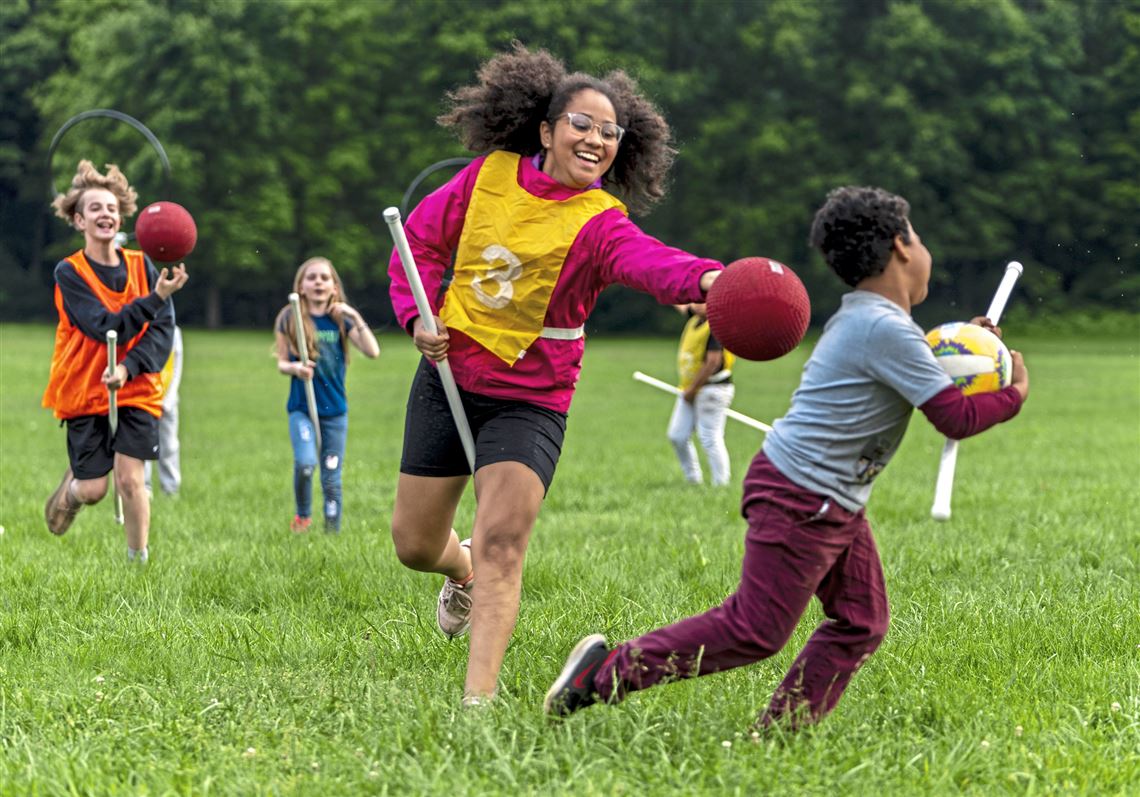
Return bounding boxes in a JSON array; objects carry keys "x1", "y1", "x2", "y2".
[{"x1": 919, "y1": 384, "x2": 1023, "y2": 440}]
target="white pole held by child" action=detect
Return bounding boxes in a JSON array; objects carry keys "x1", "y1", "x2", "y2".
[
  {"x1": 106, "y1": 330, "x2": 124, "y2": 524},
  {"x1": 633, "y1": 371, "x2": 773, "y2": 433},
  {"x1": 383, "y1": 207, "x2": 476, "y2": 472},
  {"x1": 930, "y1": 261, "x2": 1023, "y2": 521},
  {"x1": 288, "y1": 292, "x2": 323, "y2": 454}
]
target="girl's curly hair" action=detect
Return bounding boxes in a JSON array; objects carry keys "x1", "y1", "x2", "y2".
[
  {"x1": 438, "y1": 42, "x2": 676, "y2": 214},
  {"x1": 52, "y1": 160, "x2": 138, "y2": 222}
]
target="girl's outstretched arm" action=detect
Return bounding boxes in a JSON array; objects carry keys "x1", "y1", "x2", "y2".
[
  {"x1": 587, "y1": 211, "x2": 723, "y2": 304},
  {"x1": 332, "y1": 303, "x2": 380, "y2": 359}
]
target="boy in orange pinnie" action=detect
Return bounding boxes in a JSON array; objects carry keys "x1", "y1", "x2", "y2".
[{"x1": 43, "y1": 160, "x2": 188, "y2": 562}]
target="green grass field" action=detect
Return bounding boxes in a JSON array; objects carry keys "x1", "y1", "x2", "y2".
[{"x1": 1, "y1": 323, "x2": 1137, "y2": 795}]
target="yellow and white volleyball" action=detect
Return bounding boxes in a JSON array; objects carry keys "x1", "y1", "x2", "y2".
[{"x1": 925, "y1": 322, "x2": 1012, "y2": 395}]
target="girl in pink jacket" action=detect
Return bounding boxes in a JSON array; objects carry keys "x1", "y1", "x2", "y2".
[{"x1": 388, "y1": 43, "x2": 723, "y2": 706}]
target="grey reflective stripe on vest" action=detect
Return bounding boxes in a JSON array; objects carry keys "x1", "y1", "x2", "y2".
[{"x1": 540, "y1": 325, "x2": 585, "y2": 340}]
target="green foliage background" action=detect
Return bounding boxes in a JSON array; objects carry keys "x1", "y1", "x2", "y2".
[{"x1": 2, "y1": 0, "x2": 1137, "y2": 331}]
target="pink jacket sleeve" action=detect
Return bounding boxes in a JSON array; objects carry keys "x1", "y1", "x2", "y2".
[
  {"x1": 388, "y1": 156, "x2": 486, "y2": 333},
  {"x1": 578, "y1": 209, "x2": 723, "y2": 304}
]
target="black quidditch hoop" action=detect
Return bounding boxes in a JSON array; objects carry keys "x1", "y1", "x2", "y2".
[
  {"x1": 399, "y1": 156, "x2": 473, "y2": 218},
  {"x1": 48, "y1": 109, "x2": 171, "y2": 241}
]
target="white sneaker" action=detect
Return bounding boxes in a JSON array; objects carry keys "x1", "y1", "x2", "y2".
[
  {"x1": 461, "y1": 694, "x2": 492, "y2": 709},
  {"x1": 437, "y1": 539, "x2": 473, "y2": 639}
]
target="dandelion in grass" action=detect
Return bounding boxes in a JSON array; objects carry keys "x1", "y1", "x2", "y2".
[
  {"x1": 1111, "y1": 702, "x2": 1121, "y2": 712},
  {"x1": 980, "y1": 740, "x2": 990, "y2": 750},
  {"x1": 722, "y1": 740, "x2": 732, "y2": 749}
]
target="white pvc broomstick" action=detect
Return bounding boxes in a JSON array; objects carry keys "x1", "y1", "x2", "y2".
[
  {"x1": 288, "y1": 292, "x2": 322, "y2": 454},
  {"x1": 633, "y1": 371, "x2": 773, "y2": 433},
  {"x1": 930, "y1": 261, "x2": 1023, "y2": 521},
  {"x1": 106, "y1": 330, "x2": 124, "y2": 524},
  {"x1": 383, "y1": 207, "x2": 476, "y2": 472}
]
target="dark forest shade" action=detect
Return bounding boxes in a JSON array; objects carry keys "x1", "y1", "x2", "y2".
[{"x1": 2, "y1": 0, "x2": 1136, "y2": 329}]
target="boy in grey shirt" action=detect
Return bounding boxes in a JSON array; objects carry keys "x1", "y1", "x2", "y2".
[
  {"x1": 546, "y1": 186, "x2": 1029, "y2": 728},
  {"x1": 763, "y1": 289, "x2": 954, "y2": 511}
]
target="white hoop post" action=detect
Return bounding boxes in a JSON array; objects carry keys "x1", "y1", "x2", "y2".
[
  {"x1": 288, "y1": 292, "x2": 322, "y2": 454},
  {"x1": 383, "y1": 207, "x2": 476, "y2": 473},
  {"x1": 106, "y1": 330, "x2": 124, "y2": 524},
  {"x1": 633, "y1": 371, "x2": 773, "y2": 433},
  {"x1": 930, "y1": 261, "x2": 1023, "y2": 521}
]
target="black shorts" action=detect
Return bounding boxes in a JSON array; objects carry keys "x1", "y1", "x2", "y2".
[
  {"x1": 66, "y1": 407, "x2": 160, "y2": 479},
  {"x1": 400, "y1": 358, "x2": 568, "y2": 493}
]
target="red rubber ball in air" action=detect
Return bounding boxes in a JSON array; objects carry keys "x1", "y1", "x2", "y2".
[
  {"x1": 706, "y1": 257, "x2": 811, "y2": 361},
  {"x1": 135, "y1": 201, "x2": 197, "y2": 262}
]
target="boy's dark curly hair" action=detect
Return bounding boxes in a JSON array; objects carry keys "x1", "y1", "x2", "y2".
[
  {"x1": 808, "y1": 186, "x2": 912, "y2": 286},
  {"x1": 438, "y1": 42, "x2": 675, "y2": 214}
]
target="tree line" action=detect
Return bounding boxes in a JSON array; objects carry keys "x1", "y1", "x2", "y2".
[{"x1": 2, "y1": 0, "x2": 1136, "y2": 333}]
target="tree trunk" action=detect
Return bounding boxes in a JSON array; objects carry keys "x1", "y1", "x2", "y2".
[{"x1": 206, "y1": 282, "x2": 222, "y2": 329}]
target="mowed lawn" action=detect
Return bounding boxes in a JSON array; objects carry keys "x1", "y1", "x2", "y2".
[{"x1": 1, "y1": 322, "x2": 1137, "y2": 796}]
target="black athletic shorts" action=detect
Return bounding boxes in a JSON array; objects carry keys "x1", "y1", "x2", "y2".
[
  {"x1": 66, "y1": 407, "x2": 160, "y2": 479},
  {"x1": 400, "y1": 358, "x2": 568, "y2": 493}
]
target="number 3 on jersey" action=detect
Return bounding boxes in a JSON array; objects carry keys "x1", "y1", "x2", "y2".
[{"x1": 472, "y1": 244, "x2": 523, "y2": 310}]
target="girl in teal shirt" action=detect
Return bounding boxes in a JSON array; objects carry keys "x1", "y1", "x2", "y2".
[{"x1": 274, "y1": 257, "x2": 379, "y2": 532}]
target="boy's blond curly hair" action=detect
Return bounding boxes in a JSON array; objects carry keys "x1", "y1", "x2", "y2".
[{"x1": 51, "y1": 160, "x2": 138, "y2": 224}]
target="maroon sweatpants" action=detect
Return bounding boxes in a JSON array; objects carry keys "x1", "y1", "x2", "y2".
[{"x1": 594, "y1": 453, "x2": 890, "y2": 726}]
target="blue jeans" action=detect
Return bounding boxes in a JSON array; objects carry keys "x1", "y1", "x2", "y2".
[{"x1": 288, "y1": 411, "x2": 347, "y2": 530}]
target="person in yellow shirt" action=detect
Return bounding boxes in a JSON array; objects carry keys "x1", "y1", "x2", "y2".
[
  {"x1": 145, "y1": 325, "x2": 182, "y2": 497},
  {"x1": 668, "y1": 302, "x2": 736, "y2": 486}
]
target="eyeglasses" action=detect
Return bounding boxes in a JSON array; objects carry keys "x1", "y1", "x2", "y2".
[{"x1": 558, "y1": 112, "x2": 625, "y2": 144}]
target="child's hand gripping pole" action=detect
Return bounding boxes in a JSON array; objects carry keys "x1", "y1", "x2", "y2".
[
  {"x1": 383, "y1": 207, "x2": 476, "y2": 473},
  {"x1": 288, "y1": 292, "x2": 323, "y2": 454},
  {"x1": 106, "y1": 330, "x2": 124, "y2": 524},
  {"x1": 930, "y1": 261, "x2": 1023, "y2": 521}
]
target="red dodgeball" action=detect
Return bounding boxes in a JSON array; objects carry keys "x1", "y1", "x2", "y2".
[
  {"x1": 134, "y1": 201, "x2": 197, "y2": 262},
  {"x1": 706, "y1": 257, "x2": 810, "y2": 361}
]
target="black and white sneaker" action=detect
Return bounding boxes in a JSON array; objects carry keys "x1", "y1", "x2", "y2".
[{"x1": 544, "y1": 633, "x2": 611, "y2": 716}]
